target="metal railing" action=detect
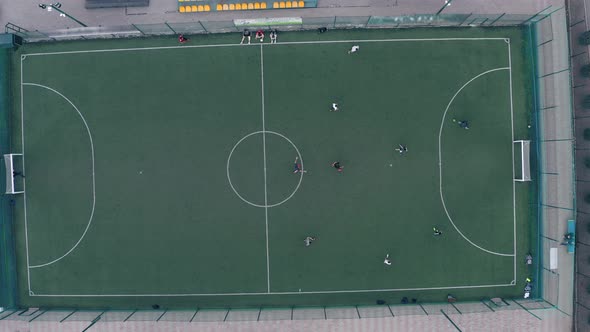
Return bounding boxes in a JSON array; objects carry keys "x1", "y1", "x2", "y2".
[
  {"x1": 528, "y1": 4, "x2": 576, "y2": 319},
  {"x1": 5, "y1": 13, "x2": 553, "y2": 42}
]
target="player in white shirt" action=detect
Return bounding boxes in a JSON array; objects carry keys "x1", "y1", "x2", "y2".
[
  {"x1": 348, "y1": 45, "x2": 360, "y2": 54},
  {"x1": 384, "y1": 254, "x2": 391, "y2": 266}
]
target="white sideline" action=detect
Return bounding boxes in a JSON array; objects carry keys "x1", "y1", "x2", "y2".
[
  {"x1": 21, "y1": 38, "x2": 518, "y2": 297},
  {"x1": 20, "y1": 57, "x2": 32, "y2": 293},
  {"x1": 30, "y1": 282, "x2": 515, "y2": 297},
  {"x1": 22, "y1": 37, "x2": 509, "y2": 57},
  {"x1": 508, "y1": 42, "x2": 518, "y2": 283}
]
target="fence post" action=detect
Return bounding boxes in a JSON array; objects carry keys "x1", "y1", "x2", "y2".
[
  {"x1": 522, "y1": 14, "x2": 540, "y2": 25},
  {"x1": 489, "y1": 13, "x2": 505, "y2": 26},
  {"x1": 131, "y1": 24, "x2": 145, "y2": 35},
  {"x1": 164, "y1": 22, "x2": 177, "y2": 34},
  {"x1": 198, "y1": 21, "x2": 208, "y2": 33},
  {"x1": 521, "y1": 5, "x2": 553, "y2": 25},
  {"x1": 459, "y1": 13, "x2": 472, "y2": 26},
  {"x1": 35, "y1": 29, "x2": 56, "y2": 41},
  {"x1": 5, "y1": 22, "x2": 29, "y2": 34},
  {"x1": 333, "y1": 16, "x2": 337, "y2": 28}
]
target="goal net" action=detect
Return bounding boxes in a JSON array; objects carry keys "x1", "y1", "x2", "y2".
[
  {"x1": 4, "y1": 154, "x2": 24, "y2": 194},
  {"x1": 514, "y1": 140, "x2": 531, "y2": 182}
]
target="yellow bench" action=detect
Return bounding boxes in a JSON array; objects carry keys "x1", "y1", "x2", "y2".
[{"x1": 181, "y1": 1, "x2": 288, "y2": 12}]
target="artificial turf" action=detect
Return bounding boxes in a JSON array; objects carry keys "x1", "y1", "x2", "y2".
[{"x1": 8, "y1": 27, "x2": 534, "y2": 308}]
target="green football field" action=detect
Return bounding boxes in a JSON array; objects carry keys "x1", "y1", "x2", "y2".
[{"x1": 10, "y1": 27, "x2": 534, "y2": 308}]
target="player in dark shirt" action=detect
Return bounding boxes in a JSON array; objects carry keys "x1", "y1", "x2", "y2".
[
  {"x1": 240, "y1": 29, "x2": 251, "y2": 44},
  {"x1": 332, "y1": 161, "x2": 343, "y2": 172},
  {"x1": 395, "y1": 144, "x2": 407, "y2": 154},
  {"x1": 293, "y1": 156, "x2": 307, "y2": 174}
]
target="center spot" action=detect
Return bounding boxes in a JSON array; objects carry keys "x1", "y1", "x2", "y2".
[{"x1": 227, "y1": 131, "x2": 304, "y2": 208}]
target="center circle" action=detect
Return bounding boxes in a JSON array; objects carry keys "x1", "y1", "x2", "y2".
[{"x1": 226, "y1": 130, "x2": 304, "y2": 208}]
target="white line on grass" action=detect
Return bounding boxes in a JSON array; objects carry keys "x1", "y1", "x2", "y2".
[
  {"x1": 22, "y1": 37, "x2": 514, "y2": 297},
  {"x1": 20, "y1": 57, "x2": 32, "y2": 293},
  {"x1": 260, "y1": 45, "x2": 270, "y2": 293},
  {"x1": 226, "y1": 131, "x2": 304, "y2": 207},
  {"x1": 22, "y1": 37, "x2": 508, "y2": 57},
  {"x1": 438, "y1": 67, "x2": 515, "y2": 257},
  {"x1": 22, "y1": 83, "x2": 97, "y2": 269},
  {"x1": 508, "y1": 41, "x2": 518, "y2": 282},
  {"x1": 29, "y1": 282, "x2": 515, "y2": 297}
]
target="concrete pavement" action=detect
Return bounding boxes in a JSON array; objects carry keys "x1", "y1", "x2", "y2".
[{"x1": 1, "y1": 0, "x2": 563, "y2": 32}]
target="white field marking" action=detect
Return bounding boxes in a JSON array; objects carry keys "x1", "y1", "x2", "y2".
[
  {"x1": 23, "y1": 37, "x2": 511, "y2": 295},
  {"x1": 29, "y1": 282, "x2": 515, "y2": 297},
  {"x1": 20, "y1": 57, "x2": 32, "y2": 292},
  {"x1": 22, "y1": 37, "x2": 508, "y2": 57},
  {"x1": 22, "y1": 83, "x2": 97, "y2": 269},
  {"x1": 438, "y1": 67, "x2": 515, "y2": 257},
  {"x1": 226, "y1": 131, "x2": 304, "y2": 208},
  {"x1": 260, "y1": 44, "x2": 270, "y2": 293},
  {"x1": 508, "y1": 41, "x2": 518, "y2": 282}
]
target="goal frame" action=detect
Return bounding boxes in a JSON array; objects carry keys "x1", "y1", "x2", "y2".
[
  {"x1": 4, "y1": 153, "x2": 24, "y2": 194},
  {"x1": 514, "y1": 140, "x2": 531, "y2": 182}
]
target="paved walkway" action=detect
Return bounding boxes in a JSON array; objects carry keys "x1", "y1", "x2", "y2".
[
  {"x1": 2, "y1": 0, "x2": 562, "y2": 32},
  {"x1": 0, "y1": 305, "x2": 574, "y2": 332}
]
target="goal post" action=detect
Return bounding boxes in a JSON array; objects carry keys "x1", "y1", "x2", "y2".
[
  {"x1": 4, "y1": 154, "x2": 24, "y2": 194},
  {"x1": 514, "y1": 140, "x2": 531, "y2": 182}
]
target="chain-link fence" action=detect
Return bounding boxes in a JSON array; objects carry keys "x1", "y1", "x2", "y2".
[
  {"x1": 0, "y1": 7, "x2": 574, "y2": 330},
  {"x1": 526, "y1": 3, "x2": 576, "y2": 323},
  {"x1": 568, "y1": 0, "x2": 590, "y2": 330},
  {"x1": 4, "y1": 13, "x2": 555, "y2": 43},
  {"x1": 0, "y1": 298, "x2": 555, "y2": 327}
]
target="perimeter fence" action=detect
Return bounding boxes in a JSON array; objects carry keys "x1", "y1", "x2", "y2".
[
  {"x1": 0, "y1": 298, "x2": 555, "y2": 327},
  {"x1": 0, "y1": 5, "x2": 575, "y2": 328},
  {"x1": 3, "y1": 12, "x2": 562, "y2": 42},
  {"x1": 567, "y1": 0, "x2": 590, "y2": 330},
  {"x1": 527, "y1": 5, "x2": 575, "y2": 316}
]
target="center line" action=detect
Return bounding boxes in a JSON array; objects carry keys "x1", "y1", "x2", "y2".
[{"x1": 260, "y1": 45, "x2": 270, "y2": 293}]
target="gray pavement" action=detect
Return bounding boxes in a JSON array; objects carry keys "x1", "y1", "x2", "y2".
[
  {"x1": 1, "y1": 0, "x2": 563, "y2": 32},
  {"x1": 535, "y1": 6, "x2": 575, "y2": 321},
  {"x1": 0, "y1": 305, "x2": 575, "y2": 331}
]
